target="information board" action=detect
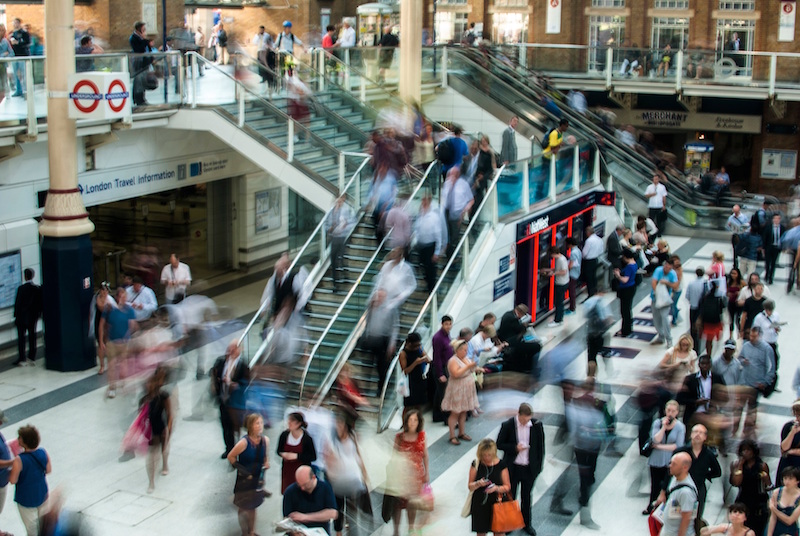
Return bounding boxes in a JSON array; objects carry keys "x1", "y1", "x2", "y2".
[
  {"x1": 761, "y1": 149, "x2": 798, "y2": 180},
  {"x1": 0, "y1": 250, "x2": 22, "y2": 309}
]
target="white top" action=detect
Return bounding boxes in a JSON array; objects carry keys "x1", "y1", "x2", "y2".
[
  {"x1": 326, "y1": 202, "x2": 356, "y2": 238},
  {"x1": 160, "y1": 262, "x2": 192, "y2": 302},
  {"x1": 645, "y1": 183, "x2": 668, "y2": 209},
  {"x1": 752, "y1": 311, "x2": 781, "y2": 344},
  {"x1": 252, "y1": 32, "x2": 272, "y2": 50},
  {"x1": 737, "y1": 284, "x2": 771, "y2": 304},
  {"x1": 126, "y1": 285, "x2": 158, "y2": 321},
  {"x1": 514, "y1": 416, "x2": 532, "y2": 466},
  {"x1": 372, "y1": 260, "x2": 417, "y2": 310},
  {"x1": 276, "y1": 31, "x2": 302, "y2": 53},
  {"x1": 260, "y1": 266, "x2": 310, "y2": 314},
  {"x1": 339, "y1": 26, "x2": 356, "y2": 48},
  {"x1": 582, "y1": 234, "x2": 604, "y2": 260},
  {"x1": 414, "y1": 205, "x2": 445, "y2": 255},
  {"x1": 441, "y1": 178, "x2": 474, "y2": 220},
  {"x1": 467, "y1": 333, "x2": 497, "y2": 365},
  {"x1": 553, "y1": 254, "x2": 570, "y2": 286},
  {"x1": 286, "y1": 431, "x2": 303, "y2": 447}
]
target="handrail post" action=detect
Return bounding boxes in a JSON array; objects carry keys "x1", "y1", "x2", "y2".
[
  {"x1": 287, "y1": 119, "x2": 295, "y2": 162},
  {"x1": 491, "y1": 185, "x2": 499, "y2": 227},
  {"x1": 355, "y1": 168, "x2": 362, "y2": 206},
  {"x1": 573, "y1": 147, "x2": 580, "y2": 192},
  {"x1": 237, "y1": 83, "x2": 245, "y2": 127},
  {"x1": 319, "y1": 225, "x2": 327, "y2": 263},
  {"x1": 25, "y1": 60, "x2": 36, "y2": 137},
  {"x1": 178, "y1": 53, "x2": 185, "y2": 103},
  {"x1": 441, "y1": 46, "x2": 448, "y2": 89},
  {"x1": 549, "y1": 156, "x2": 557, "y2": 202},
  {"x1": 344, "y1": 49, "x2": 351, "y2": 90},
  {"x1": 191, "y1": 53, "x2": 198, "y2": 109},
  {"x1": 462, "y1": 234, "x2": 470, "y2": 279},
  {"x1": 605, "y1": 47, "x2": 613, "y2": 89},
  {"x1": 360, "y1": 77, "x2": 366, "y2": 103},
  {"x1": 338, "y1": 153, "x2": 346, "y2": 193},
  {"x1": 606, "y1": 170, "x2": 613, "y2": 193},
  {"x1": 769, "y1": 54, "x2": 777, "y2": 98},
  {"x1": 318, "y1": 49, "x2": 326, "y2": 92},
  {"x1": 431, "y1": 295, "x2": 438, "y2": 342},
  {"x1": 521, "y1": 162, "x2": 530, "y2": 212},
  {"x1": 594, "y1": 149, "x2": 601, "y2": 184},
  {"x1": 518, "y1": 44, "x2": 526, "y2": 69},
  {"x1": 675, "y1": 50, "x2": 683, "y2": 93}
]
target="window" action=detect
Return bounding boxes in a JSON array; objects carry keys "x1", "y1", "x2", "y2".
[
  {"x1": 718, "y1": 0, "x2": 755, "y2": 10},
  {"x1": 588, "y1": 16, "x2": 625, "y2": 71},
  {"x1": 652, "y1": 16, "x2": 689, "y2": 52},
  {"x1": 654, "y1": 0, "x2": 688, "y2": 7},
  {"x1": 434, "y1": 12, "x2": 469, "y2": 44},
  {"x1": 716, "y1": 18, "x2": 755, "y2": 76},
  {"x1": 492, "y1": 12, "x2": 529, "y2": 43},
  {"x1": 495, "y1": 0, "x2": 527, "y2": 6},
  {"x1": 592, "y1": 0, "x2": 625, "y2": 7}
]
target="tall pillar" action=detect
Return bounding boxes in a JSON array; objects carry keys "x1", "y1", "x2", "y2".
[
  {"x1": 399, "y1": 0, "x2": 423, "y2": 106},
  {"x1": 39, "y1": 0, "x2": 96, "y2": 371}
]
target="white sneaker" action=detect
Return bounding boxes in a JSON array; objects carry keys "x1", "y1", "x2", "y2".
[{"x1": 547, "y1": 321, "x2": 563, "y2": 328}]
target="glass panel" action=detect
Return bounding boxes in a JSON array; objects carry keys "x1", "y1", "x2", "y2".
[
  {"x1": 185, "y1": 54, "x2": 237, "y2": 106},
  {"x1": 528, "y1": 155, "x2": 547, "y2": 205},
  {"x1": 497, "y1": 162, "x2": 525, "y2": 217},
  {"x1": 589, "y1": 16, "x2": 625, "y2": 72},
  {"x1": 775, "y1": 55, "x2": 800, "y2": 90},
  {"x1": 556, "y1": 146, "x2": 575, "y2": 195},
  {"x1": 579, "y1": 144, "x2": 595, "y2": 185},
  {"x1": 715, "y1": 19, "x2": 755, "y2": 77}
]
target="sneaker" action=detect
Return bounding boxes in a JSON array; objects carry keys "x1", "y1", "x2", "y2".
[
  {"x1": 565, "y1": 310, "x2": 576, "y2": 316},
  {"x1": 547, "y1": 321, "x2": 563, "y2": 328},
  {"x1": 106, "y1": 389, "x2": 116, "y2": 399},
  {"x1": 14, "y1": 360, "x2": 27, "y2": 367}
]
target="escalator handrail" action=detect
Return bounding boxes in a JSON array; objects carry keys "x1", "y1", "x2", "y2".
[
  {"x1": 375, "y1": 163, "x2": 507, "y2": 431},
  {"x1": 300, "y1": 160, "x2": 440, "y2": 406},
  {"x1": 187, "y1": 51, "x2": 351, "y2": 161},
  {"x1": 475, "y1": 47, "x2": 783, "y2": 209},
  {"x1": 237, "y1": 155, "x2": 373, "y2": 353},
  {"x1": 316, "y1": 48, "x2": 452, "y2": 134}
]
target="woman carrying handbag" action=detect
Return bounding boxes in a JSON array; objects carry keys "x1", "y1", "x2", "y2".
[{"x1": 467, "y1": 439, "x2": 519, "y2": 536}]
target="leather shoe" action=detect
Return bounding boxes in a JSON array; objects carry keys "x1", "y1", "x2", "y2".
[
  {"x1": 550, "y1": 504, "x2": 573, "y2": 516},
  {"x1": 220, "y1": 452, "x2": 228, "y2": 459},
  {"x1": 523, "y1": 527, "x2": 537, "y2": 535}
]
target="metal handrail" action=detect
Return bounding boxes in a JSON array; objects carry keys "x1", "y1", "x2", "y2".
[
  {"x1": 187, "y1": 51, "x2": 353, "y2": 161},
  {"x1": 236, "y1": 154, "x2": 373, "y2": 353},
  {"x1": 375, "y1": 163, "x2": 507, "y2": 432},
  {"x1": 317, "y1": 48, "x2": 452, "y2": 133},
  {"x1": 299, "y1": 159, "x2": 439, "y2": 405}
]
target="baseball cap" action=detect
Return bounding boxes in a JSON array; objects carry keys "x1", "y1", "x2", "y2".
[
  {"x1": 283, "y1": 20, "x2": 292, "y2": 27},
  {"x1": 724, "y1": 339, "x2": 737, "y2": 350}
]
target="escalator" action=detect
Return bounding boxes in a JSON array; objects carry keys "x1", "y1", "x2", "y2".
[{"x1": 448, "y1": 47, "x2": 778, "y2": 231}]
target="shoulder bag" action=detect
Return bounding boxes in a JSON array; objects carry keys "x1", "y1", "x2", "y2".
[
  {"x1": 654, "y1": 282, "x2": 672, "y2": 309},
  {"x1": 491, "y1": 493, "x2": 525, "y2": 533}
]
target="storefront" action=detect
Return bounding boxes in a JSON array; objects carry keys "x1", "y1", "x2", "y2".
[{"x1": 514, "y1": 190, "x2": 614, "y2": 323}]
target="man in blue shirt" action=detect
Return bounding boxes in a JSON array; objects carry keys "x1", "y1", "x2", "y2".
[
  {"x1": 100, "y1": 287, "x2": 137, "y2": 398},
  {"x1": 438, "y1": 126, "x2": 469, "y2": 179},
  {"x1": 283, "y1": 465, "x2": 338, "y2": 534},
  {"x1": 651, "y1": 258, "x2": 679, "y2": 347}
]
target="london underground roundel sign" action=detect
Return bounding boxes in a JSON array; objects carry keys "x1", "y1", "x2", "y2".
[
  {"x1": 106, "y1": 79, "x2": 129, "y2": 113},
  {"x1": 69, "y1": 79, "x2": 102, "y2": 113}
]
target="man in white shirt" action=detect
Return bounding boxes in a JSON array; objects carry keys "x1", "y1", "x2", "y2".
[
  {"x1": 752, "y1": 299, "x2": 781, "y2": 369},
  {"x1": 276, "y1": 20, "x2": 303, "y2": 56},
  {"x1": 645, "y1": 173, "x2": 668, "y2": 237},
  {"x1": 727, "y1": 205, "x2": 750, "y2": 269},
  {"x1": 581, "y1": 226, "x2": 604, "y2": 298},
  {"x1": 441, "y1": 166, "x2": 474, "y2": 257},
  {"x1": 126, "y1": 276, "x2": 158, "y2": 321},
  {"x1": 326, "y1": 195, "x2": 355, "y2": 289},
  {"x1": 547, "y1": 246, "x2": 570, "y2": 328},
  {"x1": 338, "y1": 18, "x2": 356, "y2": 48},
  {"x1": 160, "y1": 253, "x2": 192, "y2": 304},
  {"x1": 467, "y1": 326, "x2": 506, "y2": 366},
  {"x1": 414, "y1": 193, "x2": 445, "y2": 293},
  {"x1": 253, "y1": 26, "x2": 273, "y2": 83},
  {"x1": 371, "y1": 248, "x2": 417, "y2": 310},
  {"x1": 260, "y1": 252, "x2": 309, "y2": 321}
]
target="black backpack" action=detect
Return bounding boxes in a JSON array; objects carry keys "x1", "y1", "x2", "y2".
[
  {"x1": 436, "y1": 138, "x2": 457, "y2": 166},
  {"x1": 540, "y1": 127, "x2": 557, "y2": 149}
]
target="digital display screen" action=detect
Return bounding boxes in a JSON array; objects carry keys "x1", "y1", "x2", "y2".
[{"x1": 0, "y1": 250, "x2": 22, "y2": 309}]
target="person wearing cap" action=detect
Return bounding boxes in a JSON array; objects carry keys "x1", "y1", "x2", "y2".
[
  {"x1": 497, "y1": 304, "x2": 542, "y2": 374},
  {"x1": 276, "y1": 20, "x2": 302, "y2": 58},
  {"x1": 713, "y1": 339, "x2": 744, "y2": 447},
  {"x1": 441, "y1": 339, "x2": 479, "y2": 445},
  {"x1": 739, "y1": 326, "x2": 776, "y2": 437}
]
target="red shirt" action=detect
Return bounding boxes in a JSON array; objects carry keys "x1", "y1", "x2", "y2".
[{"x1": 322, "y1": 34, "x2": 334, "y2": 49}]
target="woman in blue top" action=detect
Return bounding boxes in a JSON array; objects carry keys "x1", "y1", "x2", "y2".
[
  {"x1": 768, "y1": 467, "x2": 800, "y2": 536},
  {"x1": 9, "y1": 425, "x2": 51, "y2": 536},
  {"x1": 613, "y1": 249, "x2": 639, "y2": 337}
]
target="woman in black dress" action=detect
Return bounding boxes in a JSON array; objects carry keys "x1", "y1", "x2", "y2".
[
  {"x1": 730, "y1": 439, "x2": 772, "y2": 536},
  {"x1": 468, "y1": 438, "x2": 511, "y2": 536},
  {"x1": 399, "y1": 332, "x2": 430, "y2": 414},
  {"x1": 228, "y1": 413, "x2": 270, "y2": 536},
  {"x1": 778, "y1": 402, "x2": 800, "y2": 480}
]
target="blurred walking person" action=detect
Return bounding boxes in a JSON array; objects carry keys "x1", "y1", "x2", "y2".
[
  {"x1": 413, "y1": 192, "x2": 445, "y2": 294},
  {"x1": 441, "y1": 166, "x2": 474, "y2": 257},
  {"x1": 372, "y1": 248, "x2": 417, "y2": 311},
  {"x1": 142, "y1": 367, "x2": 173, "y2": 493},
  {"x1": 228, "y1": 413, "x2": 270, "y2": 536},
  {"x1": 327, "y1": 195, "x2": 356, "y2": 290},
  {"x1": 362, "y1": 289, "x2": 399, "y2": 393},
  {"x1": 325, "y1": 412, "x2": 370, "y2": 536}
]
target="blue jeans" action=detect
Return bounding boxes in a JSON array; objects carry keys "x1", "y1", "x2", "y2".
[
  {"x1": 670, "y1": 290, "x2": 682, "y2": 325},
  {"x1": 555, "y1": 283, "x2": 567, "y2": 322}
]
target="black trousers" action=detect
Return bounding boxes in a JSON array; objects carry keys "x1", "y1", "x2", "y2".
[
  {"x1": 731, "y1": 234, "x2": 739, "y2": 269},
  {"x1": 583, "y1": 258, "x2": 598, "y2": 297},
  {"x1": 505, "y1": 338, "x2": 542, "y2": 374},
  {"x1": 16, "y1": 321, "x2": 37, "y2": 363},
  {"x1": 618, "y1": 285, "x2": 635, "y2": 336},
  {"x1": 330, "y1": 235, "x2": 347, "y2": 285},
  {"x1": 417, "y1": 242, "x2": 437, "y2": 293},
  {"x1": 649, "y1": 465, "x2": 669, "y2": 504},
  {"x1": 575, "y1": 448, "x2": 599, "y2": 507},
  {"x1": 366, "y1": 335, "x2": 392, "y2": 392},
  {"x1": 649, "y1": 208, "x2": 667, "y2": 237},
  {"x1": 509, "y1": 463, "x2": 536, "y2": 528},
  {"x1": 765, "y1": 245, "x2": 781, "y2": 284},
  {"x1": 690, "y1": 308, "x2": 701, "y2": 353},
  {"x1": 219, "y1": 402, "x2": 241, "y2": 455},
  {"x1": 432, "y1": 378, "x2": 449, "y2": 423},
  {"x1": 587, "y1": 333, "x2": 604, "y2": 363}
]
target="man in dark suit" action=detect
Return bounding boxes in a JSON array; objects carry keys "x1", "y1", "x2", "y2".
[
  {"x1": 496, "y1": 403, "x2": 545, "y2": 535},
  {"x1": 13, "y1": 268, "x2": 43, "y2": 366},
  {"x1": 500, "y1": 116, "x2": 518, "y2": 165},
  {"x1": 762, "y1": 213, "x2": 786, "y2": 284},
  {"x1": 676, "y1": 354, "x2": 726, "y2": 439},
  {"x1": 606, "y1": 225, "x2": 624, "y2": 271},
  {"x1": 212, "y1": 340, "x2": 251, "y2": 458}
]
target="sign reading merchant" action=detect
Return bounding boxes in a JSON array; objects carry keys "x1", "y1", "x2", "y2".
[{"x1": 614, "y1": 109, "x2": 761, "y2": 134}]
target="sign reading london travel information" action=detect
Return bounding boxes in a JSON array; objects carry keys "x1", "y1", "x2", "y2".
[{"x1": 68, "y1": 72, "x2": 131, "y2": 120}]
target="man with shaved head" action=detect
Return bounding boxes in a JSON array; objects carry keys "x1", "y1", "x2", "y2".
[
  {"x1": 657, "y1": 451, "x2": 698, "y2": 536},
  {"x1": 283, "y1": 465, "x2": 338, "y2": 534}
]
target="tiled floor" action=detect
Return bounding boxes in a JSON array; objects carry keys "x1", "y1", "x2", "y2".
[{"x1": 1, "y1": 235, "x2": 798, "y2": 535}]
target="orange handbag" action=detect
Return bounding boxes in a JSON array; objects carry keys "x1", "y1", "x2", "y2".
[{"x1": 491, "y1": 494, "x2": 525, "y2": 533}]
